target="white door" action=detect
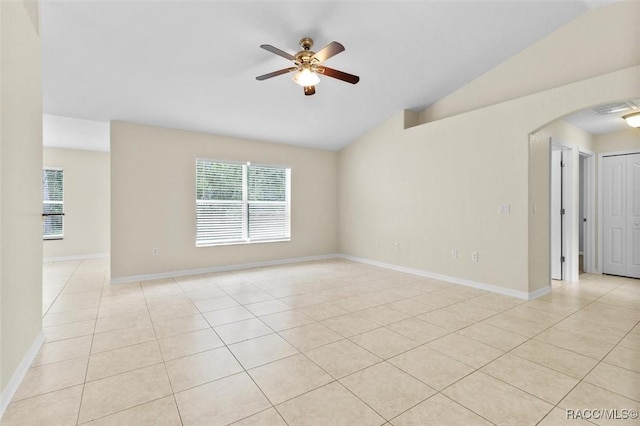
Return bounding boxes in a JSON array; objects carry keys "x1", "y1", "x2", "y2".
[
  {"x1": 628, "y1": 154, "x2": 640, "y2": 278},
  {"x1": 551, "y1": 150, "x2": 563, "y2": 280},
  {"x1": 603, "y1": 153, "x2": 640, "y2": 279}
]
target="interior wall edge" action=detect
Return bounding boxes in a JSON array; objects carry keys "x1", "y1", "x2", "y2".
[{"x1": 0, "y1": 330, "x2": 44, "y2": 417}]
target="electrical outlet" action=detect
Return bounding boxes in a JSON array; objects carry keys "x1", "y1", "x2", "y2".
[
  {"x1": 471, "y1": 252, "x2": 478, "y2": 262},
  {"x1": 452, "y1": 249, "x2": 458, "y2": 258},
  {"x1": 152, "y1": 248, "x2": 159, "y2": 256},
  {"x1": 394, "y1": 242, "x2": 400, "y2": 250}
]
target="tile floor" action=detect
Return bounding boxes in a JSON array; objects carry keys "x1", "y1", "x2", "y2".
[{"x1": 2, "y1": 258, "x2": 640, "y2": 425}]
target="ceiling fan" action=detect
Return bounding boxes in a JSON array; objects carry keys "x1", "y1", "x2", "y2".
[{"x1": 256, "y1": 37, "x2": 360, "y2": 96}]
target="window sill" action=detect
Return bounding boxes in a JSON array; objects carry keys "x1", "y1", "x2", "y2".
[{"x1": 196, "y1": 238, "x2": 290, "y2": 248}]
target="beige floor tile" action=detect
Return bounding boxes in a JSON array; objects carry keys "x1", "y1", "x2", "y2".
[
  {"x1": 32, "y1": 335, "x2": 92, "y2": 366},
  {"x1": 97, "y1": 301, "x2": 147, "y2": 318},
  {"x1": 279, "y1": 322, "x2": 342, "y2": 351},
  {"x1": 305, "y1": 339, "x2": 382, "y2": 379},
  {"x1": 232, "y1": 408, "x2": 287, "y2": 426},
  {"x1": 535, "y1": 328, "x2": 615, "y2": 360},
  {"x1": 152, "y1": 313, "x2": 210, "y2": 339},
  {"x1": 481, "y1": 353, "x2": 579, "y2": 404},
  {"x1": 552, "y1": 318, "x2": 628, "y2": 345},
  {"x1": 385, "y1": 299, "x2": 437, "y2": 316},
  {"x1": 78, "y1": 364, "x2": 172, "y2": 423},
  {"x1": 559, "y1": 382, "x2": 640, "y2": 426},
  {"x1": 174, "y1": 372, "x2": 270, "y2": 426},
  {"x1": 340, "y1": 362, "x2": 435, "y2": 420},
  {"x1": 91, "y1": 325, "x2": 156, "y2": 354},
  {"x1": 427, "y1": 334, "x2": 503, "y2": 368},
  {"x1": 1, "y1": 384, "x2": 83, "y2": 426},
  {"x1": 148, "y1": 301, "x2": 200, "y2": 322},
  {"x1": 351, "y1": 328, "x2": 419, "y2": 359},
  {"x1": 13, "y1": 357, "x2": 88, "y2": 401},
  {"x1": 42, "y1": 308, "x2": 98, "y2": 327},
  {"x1": 322, "y1": 313, "x2": 380, "y2": 337},
  {"x1": 296, "y1": 302, "x2": 350, "y2": 321},
  {"x1": 584, "y1": 362, "x2": 640, "y2": 402},
  {"x1": 619, "y1": 331, "x2": 640, "y2": 351},
  {"x1": 231, "y1": 290, "x2": 275, "y2": 305},
  {"x1": 276, "y1": 382, "x2": 385, "y2": 426},
  {"x1": 388, "y1": 345, "x2": 474, "y2": 390},
  {"x1": 456, "y1": 322, "x2": 527, "y2": 351},
  {"x1": 158, "y1": 328, "x2": 224, "y2": 360},
  {"x1": 413, "y1": 294, "x2": 460, "y2": 309},
  {"x1": 203, "y1": 306, "x2": 255, "y2": 326},
  {"x1": 570, "y1": 309, "x2": 639, "y2": 332},
  {"x1": 248, "y1": 354, "x2": 333, "y2": 404},
  {"x1": 511, "y1": 339, "x2": 598, "y2": 379},
  {"x1": 443, "y1": 372, "x2": 553, "y2": 425},
  {"x1": 504, "y1": 305, "x2": 565, "y2": 326},
  {"x1": 193, "y1": 295, "x2": 240, "y2": 312},
  {"x1": 417, "y1": 310, "x2": 476, "y2": 331},
  {"x1": 244, "y1": 299, "x2": 292, "y2": 316},
  {"x1": 94, "y1": 309, "x2": 152, "y2": 334},
  {"x1": 483, "y1": 313, "x2": 549, "y2": 337},
  {"x1": 536, "y1": 407, "x2": 595, "y2": 426},
  {"x1": 214, "y1": 318, "x2": 274, "y2": 344},
  {"x1": 392, "y1": 393, "x2": 493, "y2": 426},
  {"x1": 525, "y1": 299, "x2": 580, "y2": 316},
  {"x1": 229, "y1": 333, "x2": 299, "y2": 369},
  {"x1": 441, "y1": 302, "x2": 500, "y2": 321},
  {"x1": 259, "y1": 310, "x2": 315, "y2": 331},
  {"x1": 357, "y1": 305, "x2": 409, "y2": 325},
  {"x1": 80, "y1": 396, "x2": 182, "y2": 425},
  {"x1": 386, "y1": 318, "x2": 449, "y2": 344},
  {"x1": 165, "y1": 347, "x2": 243, "y2": 392},
  {"x1": 43, "y1": 319, "x2": 96, "y2": 342},
  {"x1": 605, "y1": 346, "x2": 640, "y2": 373},
  {"x1": 86, "y1": 341, "x2": 163, "y2": 381}
]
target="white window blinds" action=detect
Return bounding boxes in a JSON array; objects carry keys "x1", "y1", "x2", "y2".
[
  {"x1": 42, "y1": 168, "x2": 64, "y2": 239},
  {"x1": 196, "y1": 159, "x2": 290, "y2": 246}
]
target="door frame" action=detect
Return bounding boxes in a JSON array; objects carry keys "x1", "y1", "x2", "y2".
[
  {"x1": 579, "y1": 149, "x2": 596, "y2": 274},
  {"x1": 598, "y1": 149, "x2": 640, "y2": 274}
]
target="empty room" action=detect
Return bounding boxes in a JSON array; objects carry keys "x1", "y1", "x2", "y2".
[{"x1": 1, "y1": 0, "x2": 639, "y2": 425}]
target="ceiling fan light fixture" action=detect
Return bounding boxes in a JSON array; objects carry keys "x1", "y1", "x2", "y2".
[
  {"x1": 292, "y1": 68, "x2": 320, "y2": 87},
  {"x1": 622, "y1": 111, "x2": 640, "y2": 128}
]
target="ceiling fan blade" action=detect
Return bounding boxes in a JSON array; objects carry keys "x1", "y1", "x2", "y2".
[
  {"x1": 312, "y1": 41, "x2": 345, "y2": 63},
  {"x1": 304, "y1": 86, "x2": 316, "y2": 96},
  {"x1": 316, "y1": 66, "x2": 359, "y2": 84},
  {"x1": 256, "y1": 67, "x2": 298, "y2": 81},
  {"x1": 260, "y1": 44, "x2": 295, "y2": 61}
]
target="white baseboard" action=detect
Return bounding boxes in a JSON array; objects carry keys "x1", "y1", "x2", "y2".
[
  {"x1": 110, "y1": 253, "x2": 340, "y2": 284},
  {"x1": 339, "y1": 254, "x2": 550, "y2": 300},
  {"x1": 0, "y1": 330, "x2": 45, "y2": 416},
  {"x1": 44, "y1": 253, "x2": 109, "y2": 262}
]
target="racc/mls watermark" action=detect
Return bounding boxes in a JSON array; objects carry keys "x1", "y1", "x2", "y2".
[{"x1": 566, "y1": 409, "x2": 638, "y2": 420}]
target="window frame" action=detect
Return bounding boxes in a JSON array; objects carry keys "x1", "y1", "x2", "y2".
[
  {"x1": 42, "y1": 167, "x2": 64, "y2": 240},
  {"x1": 195, "y1": 158, "x2": 291, "y2": 247}
]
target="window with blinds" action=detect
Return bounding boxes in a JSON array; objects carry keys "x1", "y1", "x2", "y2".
[
  {"x1": 196, "y1": 159, "x2": 290, "y2": 246},
  {"x1": 42, "y1": 168, "x2": 64, "y2": 239}
]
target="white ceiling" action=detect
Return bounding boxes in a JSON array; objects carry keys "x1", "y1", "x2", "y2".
[
  {"x1": 41, "y1": 1, "x2": 615, "y2": 151},
  {"x1": 563, "y1": 98, "x2": 640, "y2": 135}
]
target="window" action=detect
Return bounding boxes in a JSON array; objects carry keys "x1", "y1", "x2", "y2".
[
  {"x1": 42, "y1": 168, "x2": 64, "y2": 239},
  {"x1": 196, "y1": 159, "x2": 291, "y2": 246}
]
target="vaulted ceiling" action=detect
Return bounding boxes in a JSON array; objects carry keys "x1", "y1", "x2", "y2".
[{"x1": 41, "y1": 1, "x2": 617, "y2": 150}]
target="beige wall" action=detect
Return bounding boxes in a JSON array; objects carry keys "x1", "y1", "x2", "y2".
[
  {"x1": 594, "y1": 127, "x2": 640, "y2": 153},
  {"x1": 110, "y1": 121, "x2": 338, "y2": 280},
  {"x1": 419, "y1": 0, "x2": 640, "y2": 124},
  {"x1": 339, "y1": 66, "x2": 640, "y2": 297},
  {"x1": 43, "y1": 148, "x2": 110, "y2": 259},
  {"x1": 0, "y1": 0, "x2": 43, "y2": 391}
]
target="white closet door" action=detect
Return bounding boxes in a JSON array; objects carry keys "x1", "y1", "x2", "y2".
[
  {"x1": 603, "y1": 153, "x2": 640, "y2": 279},
  {"x1": 602, "y1": 155, "x2": 627, "y2": 276},
  {"x1": 627, "y1": 153, "x2": 640, "y2": 278}
]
